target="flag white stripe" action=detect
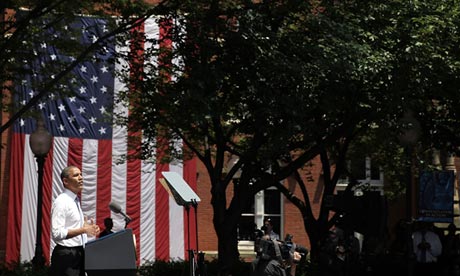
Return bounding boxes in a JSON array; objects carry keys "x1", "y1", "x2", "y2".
[
  {"x1": 49, "y1": 137, "x2": 69, "y2": 257},
  {"x1": 169, "y1": 163, "x2": 185, "y2": 260},
  {"x1": 81, "y1": 139, "x2": 98, "y2": 236},
  {"x1": 20, "y1": 135, "x2": 37, "y2": 262},
  {"x1": 111, "y1": 31, "x2": 130, "y2": 232},
  {"x1": 140, "y1": 161, "x2": 156, "y2": 262}
]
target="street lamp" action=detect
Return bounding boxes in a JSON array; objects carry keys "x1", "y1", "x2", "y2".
[
  {"x1": 29, "y1": 116, "x2": 52, "y2": 269},
  {"x1": 399, "y1": 110, "x2": 421, "y2": 276}
]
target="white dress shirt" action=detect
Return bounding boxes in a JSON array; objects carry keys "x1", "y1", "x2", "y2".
[
  {"x1": 51, "y1": 188, "x2": 86, "y2": 247},
  {"x1": 412, "y1": 230, "x2": 442, "y2": 263}
]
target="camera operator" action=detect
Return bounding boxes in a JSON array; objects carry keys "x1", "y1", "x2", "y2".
[{"x1": 251, "y1": 233, "x2": 307, "y2": 276}]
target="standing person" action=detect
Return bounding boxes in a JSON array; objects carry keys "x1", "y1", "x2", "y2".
[
  {"x1": 441, "y1": 223, "x2": 460, "y2": 276},
  {"x1": 263, "y1": 218, "x2": 280, "y2": 241},
  {"x1": 49, "y1": 165, "x2": 100, "y2": 276},
  {"x1": 99, "y1": 217, "x2": 114, "y2": 238},
  {"x1": 412, "y1": 221, "x2": 442, "y2": 275}
]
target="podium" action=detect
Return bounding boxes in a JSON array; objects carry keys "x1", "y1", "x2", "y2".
[{"x1": 85, "y1": 228, "x2": 137, "y2": 276}]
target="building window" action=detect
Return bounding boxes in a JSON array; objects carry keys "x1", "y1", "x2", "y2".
[
  {"x1": 337, "y1": 156, "x2": 384, "y2": 194},
  {"x1": 238, "y1": 187, "x2": 283, "y2": 241}
]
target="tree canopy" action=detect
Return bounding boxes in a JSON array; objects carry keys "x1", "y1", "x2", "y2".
[{"x1": 4, "y1": 0, "x2": 460, "y2": 274}]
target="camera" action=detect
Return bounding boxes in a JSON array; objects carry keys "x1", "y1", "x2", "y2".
[{"x1": 255, "y1": 234, "x2": 308, "y2": 264}]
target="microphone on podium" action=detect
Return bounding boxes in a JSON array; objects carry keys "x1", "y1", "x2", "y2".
[{"x1": 109, "y1": 202, "x2": 132, "y2": 225}]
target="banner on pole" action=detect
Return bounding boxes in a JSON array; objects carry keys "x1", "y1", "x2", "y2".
[{"x1": 418, "y1": 170, "x2": 455, "y2": 223}]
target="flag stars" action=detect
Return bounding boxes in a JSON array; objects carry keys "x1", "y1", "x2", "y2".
[
  {"x1": 28, "y1": 90, "x2": 35, "y2": 98},
  {"x1": 78, "y1": 106, "x2": 86, "y2": 114},
  {"x1": 69, "y1": 96, "x2": 76, "y2": 103},
  {"x1": 58, "y1": 104, "x2": 66, "y2": 112},
  {"x1": 49, "y1": 113, "x2": 56, "y2": 121},
  {"x1": 89, "y1": 117, "x2": 97, "y2": 124},
  {"x1": 68, "y1": 115, "x2": 76, "y2": 123},
  {"x1": 99, "y1": 127, "x2": 107, "y2": 135},
  {"x1": 79, "y1": 86, "x2": 87, "y2": 94},
  {"x1": 89, "y1": 96, "x2": 97, "y2": 104},
  {"x1": 80, "y1": 65, "x2": 87, "y2": 73},
  {"x1": 90, "y1": 75, "x2": 98, "y2": 83},
  {"x1": 40, "y1": 43, "x2": 47, "y2": 49},
  {"x1": 79, "y1": 127, "x2": 86, "y2": 134},
  {"x1": 100, "y1": 86, "x2": 107, "y2": 93},
  {"x1": 50, "y1": 54, "x2": 57, "y2": 60},
  {"x1": 101, "y1": 65, "x2": 108, "y2": 73},
  {"x1": 92, "y1": 35, "x2": 98, "y2": 43},
  {"x1": 99, "y1": 106, "x2": 107, "y2": 114},
  {"x1": 38, "y1": 102, "x2": 46, "y2": 110},
  {"x1": 59, "y1": 124, "x2": 65, "y2": 131}
]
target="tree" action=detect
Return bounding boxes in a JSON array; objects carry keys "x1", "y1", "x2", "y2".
[{"x1": 113, "y1": 0, "x2": 403, "y2": 272}]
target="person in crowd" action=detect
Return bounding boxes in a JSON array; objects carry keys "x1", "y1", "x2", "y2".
[
  {"x1": 441, "y1": 223, "x2": 460, "y2": 276},
  {"x1": 99, "y1": 217, "x2": 114, "y2": 238},
  {"x1": 49, "y1": 166, "x2": 100, "y2": 276},
  {"x1": 412, "y1": 221, "x2": 442, "y2": 275},
  {"x1": 251, "y1": 234, "x2": 303, "y2": 276},
  {"x1": 263, "y1": 218, "x2": 280, "y2": 241}
]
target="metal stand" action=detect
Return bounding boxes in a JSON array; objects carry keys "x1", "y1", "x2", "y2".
[
  {"x1": 186, "y1": 199, "x2": 205, "y2": 276},
  {"x1": 185, "y1": 202, "x2": 196, "y2": 276},
  {"x1": 32, "y1": 155, "x2": 46, "y2": 269}
]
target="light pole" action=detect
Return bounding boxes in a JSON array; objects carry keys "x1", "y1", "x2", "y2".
[
  {"x1": 29, "y1": 116, "x2": 52, "y2": 269},
  {"x1": 399, "y1": 110, "x2": 420, "y2": 276}
]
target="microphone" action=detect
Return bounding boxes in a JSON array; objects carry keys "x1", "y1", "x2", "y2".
[{"x1": 109, "y1": 201, "x2": 132, "y2": 224}]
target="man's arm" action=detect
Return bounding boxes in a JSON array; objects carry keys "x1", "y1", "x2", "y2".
[{"x1": 66, "y1": 219, "x2": 100, "y2": 238}]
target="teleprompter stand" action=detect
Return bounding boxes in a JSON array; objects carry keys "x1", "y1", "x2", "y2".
[{"x1": 160, "y1": 171, "x2": 204, "y2": 276}]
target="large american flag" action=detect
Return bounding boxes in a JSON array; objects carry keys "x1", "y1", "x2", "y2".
[{"x1": 5, "y1": 15, "x2": 197, "y2": 265}]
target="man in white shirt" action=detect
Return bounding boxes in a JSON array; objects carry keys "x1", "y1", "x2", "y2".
[
  {"x1": 412, "y1": 221, "x2": 442, "y2": 275},
  {"x1": 49, "y1": 166, "x2": 100, "y2": 276},
  {"x1": 263, "y1": 218, "x2": 280, "y2": 241}
]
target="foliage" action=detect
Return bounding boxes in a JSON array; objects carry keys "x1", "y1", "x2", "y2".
[
  {"x1": 0, "y1": 261, "x2": 48, "y2": 276},
  {"x1": 0, "y1": 259, "x2": 249, "y2": 276},
  {"x1": 138, "y1": 259, "x2": 188, "y2": 276}
]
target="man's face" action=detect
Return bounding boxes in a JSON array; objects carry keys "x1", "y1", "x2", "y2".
[
  {"x1": 64, "y1": 167, "x2": 83, "y2": 194},
  {"x1": 264, "y1": 221, "x2": 273, "y2": 232}
]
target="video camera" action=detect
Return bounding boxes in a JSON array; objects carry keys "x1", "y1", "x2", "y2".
[{"x1": 255, "y1": 233, "x2": 308, "y2": 264}]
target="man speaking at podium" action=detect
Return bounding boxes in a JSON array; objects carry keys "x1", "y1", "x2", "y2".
[{"x1": 49, "y1": 166, "x2": 100, "y2": 276}]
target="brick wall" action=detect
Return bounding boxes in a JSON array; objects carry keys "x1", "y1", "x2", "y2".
[
  {"x1": 195, "y1": 161, "x2": 217, "y2": 252},
  {"x1": 195, "y1": 155, "x2": 325, "y2": 253}
]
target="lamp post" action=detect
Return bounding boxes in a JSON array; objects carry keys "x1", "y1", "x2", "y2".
[
  {"x1": 30, "y1": 116, "x2": 52, "y2": 269},
  {"x1": 399, "y1": 110, "x2": 421, "y2": 276}
]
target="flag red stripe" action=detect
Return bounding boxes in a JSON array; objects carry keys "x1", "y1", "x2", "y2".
[
  {"x1": 5, "y1": 133, "x2": 26, "y2": 265},
  {"x1": 127, "y1": 19, "x2": 145, "y2": 264},
  {"x1": 96, "y1": 140, "x2": 112, "y2": 226},
  {"x1": 183, "y1": 158, "x2": 197, "y2": 254},
  {"x1": 127, "y1": 147, "x2": 142, "y2": 263},
  {"x1": 67, "y1": 138, "x2": 83, "y2": 168},
  {"x1": 41, "y1": 141, "x2": 55, "y2": 264},
  {"x1": 155, "y1": 145, "x2": 170, "y2": 260}
]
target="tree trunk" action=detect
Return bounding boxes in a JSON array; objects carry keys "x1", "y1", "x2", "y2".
[{"x1": 215, "y1": 219, "x2": 239, "y2": 276}]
